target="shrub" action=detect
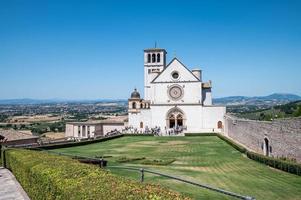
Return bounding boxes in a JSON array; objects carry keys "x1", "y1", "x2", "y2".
[
  {"x1": 246, "y1": 151, "x2": 301, "y2": 176},
  {"x1": 184, "y1": 133, "x2": 217, "y2": 136},
  {"x1": 39, "y1": 134, "x2": 124, "y2": 150},
  {"x1": 5, "y1": 149, "x2": 189, "y2": 200},
  {"x1": 140, "y1": 159, "x2": 176, "y2": 166},
  {"x1": 216, "y1": 134, "x2": 247, "y2": 153},
  {"x1": 123, "y1": 134, "x2": 154, "y2": 136},
  {"x1": 217, "y1": 134, "x2": 301, "y2": 176},
  {"x1": 116, "y1": 156, "x2": 146, "y2": 163}
]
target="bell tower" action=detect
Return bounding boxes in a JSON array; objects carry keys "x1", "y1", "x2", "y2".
[{"x1": 144, "y1": 48, "x2": 167, "y2": 101}]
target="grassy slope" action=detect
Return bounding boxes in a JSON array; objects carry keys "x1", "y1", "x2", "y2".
[{"x1": 53, "y1": 136, "x2": 301, "y2": 200}]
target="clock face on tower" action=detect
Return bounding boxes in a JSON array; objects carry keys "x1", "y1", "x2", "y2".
[{"x1": 168, "y1": 85, "x2": 184, "y2": 101}]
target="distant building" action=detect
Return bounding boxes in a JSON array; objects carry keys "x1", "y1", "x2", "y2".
[
  {"x1": 0, "y1": 129, "x2": 39, "y2": 146},
  {"x1": 65, "y1": 119, "x2": 125, "y2": 138},
  {"x1": 128, "y1": 48, "x2": 226, "y2": 134}
]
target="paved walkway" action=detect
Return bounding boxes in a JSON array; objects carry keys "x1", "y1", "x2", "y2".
[{"x1": 0, "y1": 167, "x2": 30, "y2": 200}]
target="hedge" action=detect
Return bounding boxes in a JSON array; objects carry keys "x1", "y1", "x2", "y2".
[
  {"x1": 246, "y1": 151, "x2": 301, "y2": 176},
  {"x1": 123, "y1": 134, "x2": 154, "y2": 136},
  {"x1": 38, "y1": 134, "x2": 124, "y2": 150},
  {"x1": 5, "y1": 149, "x2": 189, "y2": 200},
  {"x1": 184, "y1": 133, "x2": 217, "y2": 136},
  {"x1": 216, "y1": 134, "x2": 247, "y2": 153},
  {"x1": 216, "y1": 134, "x2": 301, "y2": 176}
]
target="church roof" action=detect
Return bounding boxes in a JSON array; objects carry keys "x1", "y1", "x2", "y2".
[
  {"x1": 130, "y1": 88, "x2": 141, "y2": 99},
  {"x1": 0, "y1": 129, "x2": 38, "y2": 141},
  {"x1": 67, "y1": 119, "x2": 125, "y2": 126},
  {"x1": 151, "y1": 57, "x2": 200, "y2": 83}
]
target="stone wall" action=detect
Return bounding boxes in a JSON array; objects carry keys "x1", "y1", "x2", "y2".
[{"x1": 224, "y1": 115, "x2": 301, "y2": 162}]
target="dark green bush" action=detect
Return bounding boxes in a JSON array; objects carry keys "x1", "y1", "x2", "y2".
[
  {"x1": 140, "y1": 159, "x2": 176, "y2": 166},
  {"x1": 39, "y1": 134, "x2": 124, "y2": 150},
  {"x1": 216, "y1": 134, "x2": 247, "y2": 153},
  {"x1": 116, "y1": 156, "x2": 146, "y2": 163},
  {"x1": 184, "y1": 133, "x2": 217, "y2": 136},
  {"x1": 246, "y1": 151, "x2": 301, "y2": 176},
  {"x1": 216, "y1": 134, "x2": 301, "y2": 176},
  {"x1": 123, "y1": 134, "x2": 154, "y2": 136},
  {"x1": 5, "y1": 149, "x2": 189, "y2": 200}
]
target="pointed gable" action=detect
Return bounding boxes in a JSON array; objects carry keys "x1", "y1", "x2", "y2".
[{"x1": 151, "y1": 58, "x2": 200, "y2": 83}]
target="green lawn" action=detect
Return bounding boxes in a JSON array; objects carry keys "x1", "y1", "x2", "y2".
[{"x1": 53, "y1": 136, "x2": 301, "y2": 200}]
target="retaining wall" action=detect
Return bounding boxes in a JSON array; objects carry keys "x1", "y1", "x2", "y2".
[{"x1": 224, "y1": 115, "x2": 301, "y2": 162}]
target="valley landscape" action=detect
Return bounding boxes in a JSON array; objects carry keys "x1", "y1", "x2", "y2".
[{"x1": 0, "y1": 93, "x2": 299, "y2": 138}]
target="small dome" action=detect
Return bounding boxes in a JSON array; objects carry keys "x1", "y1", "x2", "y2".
[{"x1": 131, "y1": 88, "x2": 140, "y2": 99}]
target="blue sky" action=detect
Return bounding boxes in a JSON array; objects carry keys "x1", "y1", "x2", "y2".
[{"x1": 0, "y1": 0, "x2": 300, "y2": 99}]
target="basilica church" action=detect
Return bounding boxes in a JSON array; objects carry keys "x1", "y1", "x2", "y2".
[{"x1": 128, "y1": 48, "x2": 226, "y2": 134}]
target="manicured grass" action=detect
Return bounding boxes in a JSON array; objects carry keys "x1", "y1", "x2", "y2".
[{"x1": 53, "y1": 136, "x2": 301, "y2": 200}]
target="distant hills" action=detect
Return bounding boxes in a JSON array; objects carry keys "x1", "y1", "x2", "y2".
[
  {"x1": 0, "y1": 93, "x2": 300, "y2": 106},
  {"x1": 0, "y1": 98, "x2": 127, "y2": 105},
  {"x1": 213, "y1": 93, "x2": 301, "y2": 106}
]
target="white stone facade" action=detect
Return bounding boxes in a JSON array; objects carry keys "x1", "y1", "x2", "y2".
[{"x1": 128, "y1": 48, "x2": 226, "y2": 134}]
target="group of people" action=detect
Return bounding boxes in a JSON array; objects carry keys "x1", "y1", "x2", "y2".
[
  {"x1": 122, "y1": 126, "x2": 160, "y2": 135},
  {"x1": 123, "y1": 125, "x2": 185, "y2": 136},
  {"x1": 145, "y1": 126, "x2": 161, "y2": 135},
  {"x1": 166, "y1": 125, "x2": 184, "y2": 136},
  {"x1": 123, "y1": 125, "x2": 187, "y2": 136},
  {"x1": 106, "y1": 129, "x2": 121, "y2": 137}
]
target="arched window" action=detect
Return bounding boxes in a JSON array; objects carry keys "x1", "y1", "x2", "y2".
[
  {"x1": 177, "y1": 114, "x2": 183, "y2": 126},
  {"x1": 152, "y1": 53, "x2": 156, "y2": 63},
  {"x1": 217, "y1": 121, "x2": 223, "y2": 129},
  {"x1": 169, "y1": 114, "x2": 175, "y2": 128},
  {"x1": 147, "y1": 54, "x2": 151, "y2": 63},
  {"x1": 132, "y1": 102, "x2": 136, "y2": 109},
  {"x1": 140, "y1": 122, "x2": 143, "y2": 128},
  {"x1": 140, "y1": 103, "x2": 143, "y2": 109},
  {"x1": 157, "y1": 53, "x2": 160, "y2": 62}
]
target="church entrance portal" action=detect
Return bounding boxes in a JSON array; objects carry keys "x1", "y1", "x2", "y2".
[{"x1": 166, "y1": 108, "x2": 185, "y2": 131}]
